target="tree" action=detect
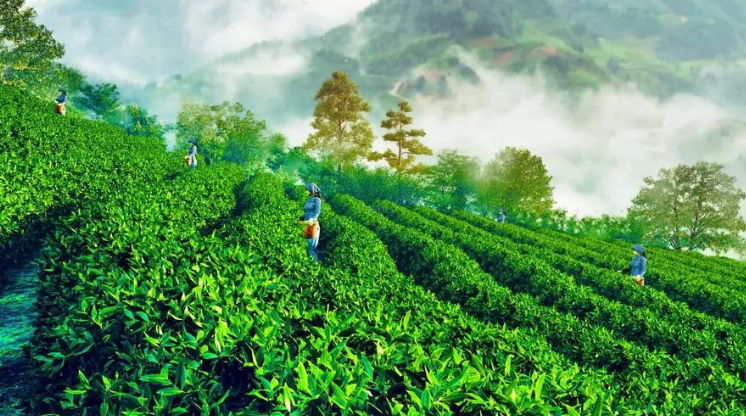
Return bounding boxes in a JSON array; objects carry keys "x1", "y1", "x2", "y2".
[
  {"x1": 224, "y1": 128, "x2": 286, "y2": 171},
  {"x1": 0, "y1": 0, "x2": 64, "y2": 88},
  {"x1": 425, "y1": 150, "x2": 480, "y2": 211},
  {"x1": 122, "y1": 104, "x2": 167, "y2": 140},
  {"x1": 368, "y1": 101, "x2": 432, "y2": 174},
  {"x1": 628, "y1": 162, "x2": 746, "y2": 253},
  {"x1": 75, "y1": 83, "x2": 122, "y2": 121},
  {"x1": 12, "y1": 62, "x2": 85, "y2": 101},
  {"x1": 303, "y1": 71, "x2": 374, "y2": 171},
  {"x1": 176, "y1": 100, "x2": 284, "y2": 168},
  {"x1": 477, "y1": 147, "x2": 554, "y2": 217}
]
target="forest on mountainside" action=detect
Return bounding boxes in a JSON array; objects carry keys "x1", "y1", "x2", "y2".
[{"x1": 130, "y1": 0, "x2": 746, "y2": 124}]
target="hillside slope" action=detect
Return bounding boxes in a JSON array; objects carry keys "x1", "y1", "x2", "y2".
[
  {"x1": 4, "y1": 86, "x2": 746, "y2": 413},
  {"x1": 0, "y1": 86, "x2": 624, "y2": 413},
  {"x1": 132, "y1": 0, "x2": 746, "y2": 124}
]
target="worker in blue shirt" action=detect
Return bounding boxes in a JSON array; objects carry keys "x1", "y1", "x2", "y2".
[
  {"x1": 187, "y1": 139, "x2": 198, "y2": 169},
  {"x1": 299, "y1": 183, "x2": 322, "y2": 261},
  {"x1": 55, "y1": 88, "x2": 67, "y2": 115},
  {"x1": 619, "y1": 244, "x2": 647, "y2": 286}
]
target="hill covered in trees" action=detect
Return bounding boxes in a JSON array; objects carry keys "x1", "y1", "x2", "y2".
[{"x1": 133, "y1": 0, "x2": 746, "y2": 124}]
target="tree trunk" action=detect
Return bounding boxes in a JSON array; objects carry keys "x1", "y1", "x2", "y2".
[{"x1": 396, "y1": 172, "x2": 403, "y2": 204}]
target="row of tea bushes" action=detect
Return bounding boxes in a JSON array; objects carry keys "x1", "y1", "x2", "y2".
[
  {"x1": 331, "y1": 194, "x2": 746, "y2": 414},
  {"x1": 30, "y1": 163, "x2": 246, "y2": 413},
  {"x1": 406, "y1": 207, "x2": 746, "y2": 376}
]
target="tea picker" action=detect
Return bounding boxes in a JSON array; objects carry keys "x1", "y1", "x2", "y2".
[
  {"x1": 55, "y1": 88, "x2": 67, "y2": 115},
  {"x1": 497, "y1": 207, "x2": 506, "y2": 223},
  {"x1": 185, "y1": 139, "x2": 198, "y2": 169},
  {"x1": 298, "y1": 183, "x2": 322, "y2": 262},
  {"x1": 618, "y1": 244, "x2": 646, "y2": 286}
]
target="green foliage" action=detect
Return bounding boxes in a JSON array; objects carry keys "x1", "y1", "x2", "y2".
[
  {"x1": 331, "y1": 194, "x2": 746, "y2": 413},
  {"x1": 454, "y1": 209, "x2": 746, "y2": 326},
  {"x1": 529, "y1": 224, "x2": 746, "y2": 324},
  {"x1": 222, "y1": 123, "x2": 286, "y2": 171},
  {"x1": 74, "y1": 82, "x2": 123, "y2": 121},
  {"x1": 9, "y1": 62, "x2": 85, "y2": 101},
  {"x1": 0, "y1": 0, "x2": 64, "y2": 89},
  {"x1": 6, "y1": 82, "x2": 746, "y2": 415},
  {"x1": 176, "y1": 100, "x2": 284, "y2": 168},
  {"x1": 444, "y1": 209, "x2": 746, "y2": 361},
  {"x1": 424, "y1": 150, "x2": 480, "y2": 211},
  {"x1": 0, "y1": 85, "x2": 172, "y2": 264},
  {"x1": 477, "y1": 147, "x2": 554, "y2": 216},
  {"x1": 272, "y1": 149, "x2": 429, "y2": 206},
  {"x1": 391, "y1": 203, "x2": 746, "y2": 376},
  {"x1": 304, "y1": 71, "x2": 374, "y2": 169},
  {"x1": 368, "y1": 100, "x2": 432, "y2": 174},
  {"x1": 121, "y1": 104, "x2": 167, "y2": 140},
  {"x1": 629, "y1": 161, "x2": 746, "y2": 253}
]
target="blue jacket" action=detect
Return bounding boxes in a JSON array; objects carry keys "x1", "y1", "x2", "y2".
[
  {"x1": 303, "y1": 183, "x2": 321, "y2": 222},
  {"x1": 629, "y1": 256, "x2": 646, "y2": 276},
  {"x1": 189, "y1": 144, "x2": 197, "y2": 157},
  {"x1": 629, "y1": 244, "x2": 646, "y2": 276},
  {"x1": 55, "y1": 93, "x2": 67, "y2": 104},
  {"x1": 303, "y1": 196, "x2": 321, "y2": 222}
]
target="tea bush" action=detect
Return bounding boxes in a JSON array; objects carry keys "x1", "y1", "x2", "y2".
[
  {"x1": 6, "y1": 84, "x2": 746, "y2": 415},
  {"x1": 451, "y1": 210, "x2": 746, "y2": 333},
  {"x1": 402, "y1": 206, "x2": 746, "y2": 376},
  {"x1": 527, "y1": 218, "x2": 746, "y2": 324},
  {"x1": 0, "y1": 85, "x2": 180, "y2": 264},
  {"x1": 331, "y1": 194, "x2": 746, "y2": 414}
]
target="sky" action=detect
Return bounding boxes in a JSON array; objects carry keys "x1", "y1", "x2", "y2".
[
  {"x1": 26, "y1": 0, "x2": 746, "y2": 230},
  {"x1": 28, "y1": 0, "x2": 376, "y2": 84}
]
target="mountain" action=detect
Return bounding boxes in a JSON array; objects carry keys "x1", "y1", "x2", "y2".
[{"x1": 128, "y1": 0, "x2": 746, "y2": 126}]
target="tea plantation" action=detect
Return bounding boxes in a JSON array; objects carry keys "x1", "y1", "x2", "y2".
[{"x1": 2, "y1": 85, "x2": 746, "y2": 415}]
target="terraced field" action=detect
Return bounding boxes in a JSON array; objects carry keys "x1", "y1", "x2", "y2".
[{"x1": 2, "y1": 85, "x2": 744, "y2": 414}]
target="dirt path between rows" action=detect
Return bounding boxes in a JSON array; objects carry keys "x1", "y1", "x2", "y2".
[{"x1": 0, "y1": 256, "x2": 39, "y2": 415}]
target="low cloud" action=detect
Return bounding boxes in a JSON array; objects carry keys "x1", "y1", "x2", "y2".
[
  {"x1": 31, "y1": 0, "x2": 375, "y2": 84},
  {"x1": 395, "y1": 52, "x2": 746, "y2": 218},
  {"x1": 275, "y1": 50, "x2": 746, "y2": 220},
  {"x1": 214, "y1": 46, "x2": 309, "y2": 77},
  {"x1": 29, "y1": 0, "x2": 746, "y2": 229}
]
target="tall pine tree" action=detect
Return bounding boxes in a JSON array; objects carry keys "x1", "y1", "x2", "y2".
[
  {"x1": 369, "y1": 100, "x2": 432, "y2": 174},
  {"x1": 303, "y1": 71, "x2": 374, "y2": 171}
]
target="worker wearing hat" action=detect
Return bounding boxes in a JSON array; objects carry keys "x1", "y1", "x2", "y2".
[
  {"x1": 55, "y1": 88, "x2": 67, "y2": 115},
  {"x1": 618, "y1": 244, "x2": 647, "y2": 286},
  {"x1": 187, "y1": 139, "x2": 198, "y2": 169},
  {"x1": 299, "y1": 183, "x2": 322, "y2": 262}
]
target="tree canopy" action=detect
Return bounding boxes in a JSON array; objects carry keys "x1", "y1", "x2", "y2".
[
  {"x1": 122, "y1": 104, "x2": 167, "y2": 140},
  {"x1": 303, "y1": 71, "x2": 374, "y2": 170},
  {"x1": 0, "y1": 0, "x2": 64, "y2": 89},
  {"x1": 477, "y1": 147, "x2": 554, "y2": 216},
  {"x1": 628, "y1": 161, "x2": 746, "y2": 253},
  {"x1": 74, "y1": 83, "x2": 123, "y2": 121},
  {"x1": 368, "y1": 100, "x2": 432, "y2": 174},
  {"x1": 176, "y1": 100, "x2": 285, "y2": 168},
  {"x1": 425, "y1": 150, "x2": 480, "y2": 211}
]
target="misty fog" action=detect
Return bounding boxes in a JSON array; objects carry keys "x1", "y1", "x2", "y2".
[{"x1": 30, "y1": 0, "x2": 746, "y2": 221}]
